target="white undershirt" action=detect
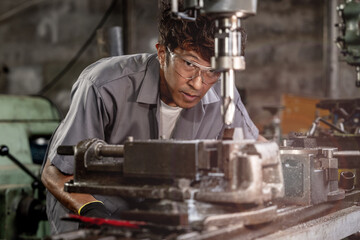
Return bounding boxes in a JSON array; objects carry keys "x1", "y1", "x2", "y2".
[{"x1": 159, "y1": 100, "x2": 183, "y2": 139}]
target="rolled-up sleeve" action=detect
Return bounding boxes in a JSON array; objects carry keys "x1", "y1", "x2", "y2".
[{"x1": 48, "y1": 72, "x2": 108, "y2": 174}]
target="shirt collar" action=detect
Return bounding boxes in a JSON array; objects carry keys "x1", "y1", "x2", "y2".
[
  {"x1": 136, "y1": 54, "x2": 160, "y2": 104},
  {"x1": 201, "y1": 81, "x2": 221, "y2": 104}
]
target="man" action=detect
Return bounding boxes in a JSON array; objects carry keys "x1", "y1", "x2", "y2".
[{"x1": 41, "y1": 0, "x2": 260, "y2": 234}]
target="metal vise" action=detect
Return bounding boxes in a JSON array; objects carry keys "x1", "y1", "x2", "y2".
[{"x1": 59, "y1": 138, "x2": 284, "y2": 225}]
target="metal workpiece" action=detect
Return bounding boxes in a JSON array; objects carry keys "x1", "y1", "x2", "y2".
[
  {"x1": 279, "y1": 146, "x2": 345, "y2": 206},
  {"x1": 195, "y1": 140, "x2": 283, "y2": 205}
]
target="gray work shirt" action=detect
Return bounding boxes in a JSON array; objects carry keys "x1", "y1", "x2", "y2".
[{"x1": 45, "y1": 53, "x2": 259, "y2": 234}]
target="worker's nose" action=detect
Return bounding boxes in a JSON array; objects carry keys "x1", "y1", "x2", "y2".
[{"x1": 188, "y1": 72, "x2": 203, "y2": 90}]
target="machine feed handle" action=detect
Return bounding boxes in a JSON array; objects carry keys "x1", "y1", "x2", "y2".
[
  {"x1": 57, "y1": 145, "x2": 75, "y2": 155},
  {"x1": 96, "y1": 144, "x2": 124, "y2": 157},
  {"x1": 57, "y1": 144, "x2": 124, "y2": 157},
  {"x1": 0, "y1": 145, "x2": 43, "y2": 188}
]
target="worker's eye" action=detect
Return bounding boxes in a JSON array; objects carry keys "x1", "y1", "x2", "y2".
[{"x1": 183, "y1": 59, "x2": 195, "y2": 68}]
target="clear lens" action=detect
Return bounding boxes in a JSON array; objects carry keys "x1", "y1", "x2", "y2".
[
  {"x1": 171, "y1": 53, "x2": 220, "y2": 85},
  {"x1": 203, "y1": 70, "x2": 221, "y2": 82}
]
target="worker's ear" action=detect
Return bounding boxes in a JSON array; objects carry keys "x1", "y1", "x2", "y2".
[{"x1": 156, "y1": 44, "x2": 166, "y2": 68}]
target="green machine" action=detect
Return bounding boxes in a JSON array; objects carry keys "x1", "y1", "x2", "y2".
[
  {"x1": 337, "y1": 0, "x2": 360, "y2": 87},
  {"x1": 0, "y1": 95, "x2": 61, "y2": 240}
]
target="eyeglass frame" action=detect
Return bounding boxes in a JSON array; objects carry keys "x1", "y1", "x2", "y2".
[{"x1": 166, "y1": 47, "x2": 221, "y2": 85}]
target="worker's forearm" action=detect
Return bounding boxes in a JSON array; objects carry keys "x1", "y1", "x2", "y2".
[{"x1": 41, "y1": 159, "x2": 96, "y2": 214}]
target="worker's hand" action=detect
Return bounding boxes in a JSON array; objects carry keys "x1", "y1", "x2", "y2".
[{"x1": 78, "y1": 201, "x2": 111, "y2": 219}]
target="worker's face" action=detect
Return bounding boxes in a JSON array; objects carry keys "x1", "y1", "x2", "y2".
[{"x1": 156, "y1": 44, "x2": 219, "y2": 109}]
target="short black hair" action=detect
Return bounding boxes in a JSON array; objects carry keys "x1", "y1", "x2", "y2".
[{"x1": 158, "y1": 0, "x2": 215, "y2": 62}]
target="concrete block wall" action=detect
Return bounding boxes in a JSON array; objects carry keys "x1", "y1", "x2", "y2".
[
  {"x1": 1, "y1": 0, "x2": 359, "y2": 132},
  {"x1": 0, "y1": 0, "x2": 153, "y2": 114},
  {"x1": 238, "y1": 0, "x2": 360, "y2": 131},
  {"x1": 238, "y1": 0, "x2": 325, "y2": 129}
]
